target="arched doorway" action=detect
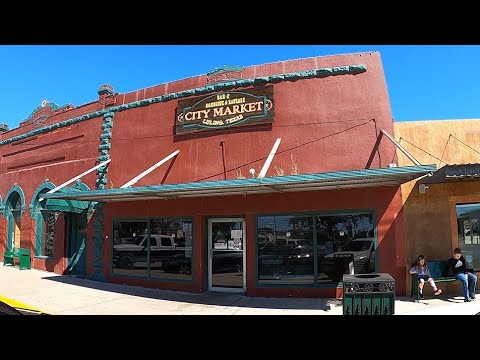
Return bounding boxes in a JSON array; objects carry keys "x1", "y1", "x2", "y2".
[
  {"x1": 30, "y1": 180, "x2": 91, "y2": 276},
  {"x1": 30, "y1": 180, "x2": 57, "y2": 258},
  {"x1": 3, "y1": 184, "x2": 26, "y2": 251}
]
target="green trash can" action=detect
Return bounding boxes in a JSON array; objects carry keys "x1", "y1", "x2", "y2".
[{"x1": 342, "y1": 273, "x2": 395, "y2": 315}]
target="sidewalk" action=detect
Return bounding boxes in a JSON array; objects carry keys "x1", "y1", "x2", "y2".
[{"x1": 1, "y1": 264, "x2": 479, "y2": 315}]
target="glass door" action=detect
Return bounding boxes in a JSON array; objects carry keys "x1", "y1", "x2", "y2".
[{"x1": 208, "y1": 218, "x2": 245, "y2": 292}]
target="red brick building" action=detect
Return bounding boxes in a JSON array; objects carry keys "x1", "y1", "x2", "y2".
[{"x1": 0, "y1": 51, "x2": 434, "y2": 297}]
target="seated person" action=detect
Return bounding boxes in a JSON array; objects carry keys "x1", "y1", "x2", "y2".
[
  {"x1": 409, "y1": 255, "x2": 442, "y2": 299},
  {"x1": 445, "y1": 248, "x2": 477, "y2": 302}
]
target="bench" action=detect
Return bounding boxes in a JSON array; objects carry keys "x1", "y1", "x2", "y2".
[
  {"x1": 410, "y1": 260, "x2": 457, "y2": 302},
  {"x1": 3, "y1": 247, "x2": 31, "y2": 270}
]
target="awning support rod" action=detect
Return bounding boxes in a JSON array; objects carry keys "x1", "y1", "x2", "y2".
[
  {"x1": 381, "y1": 129, "x2": 421, "y2": 166},
  {"x1": 40, "y1": 159, "x2": 111, "y2": 201},
  {"x1": 258, "y1": 138, "x2": 281, "y2": 178},
  {"x1": 121, "y1": 150, "x2": 180, "y2": 188}
]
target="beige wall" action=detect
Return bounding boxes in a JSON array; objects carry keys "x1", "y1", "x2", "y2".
[
  {"x1": 395, "y1": 119, "x2": 480, "y2": 170},
  {"x1": 394, "y1": 119, "x2": 480, "y2": 295}
]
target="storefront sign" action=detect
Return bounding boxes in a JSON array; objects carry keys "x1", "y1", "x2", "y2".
[{"x1": 175, "y1": 86, "x2": 274, "y2": 135}]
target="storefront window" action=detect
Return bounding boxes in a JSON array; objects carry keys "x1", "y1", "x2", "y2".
[
  {"x1": 317, "y1": 213, "x2": 375, "y2": 283},
  {"x1": 257, "y1": 215, "x2": 314, "y2": 284},
  {"x1": 150, "y1": 219, "x2": 193, "y2": 280},
  {"x1": 457, "y1": 203, "x2": 480, "y2": 271},
  {"x1": 257, "y1": 212, "x2": 375, "y2": 285},
  {"x1": 112, "y1": 218, "x2": 193, "y2": 281},
  {"x1": 113, "y1": 220, "x2": 149, "y2": 277}
]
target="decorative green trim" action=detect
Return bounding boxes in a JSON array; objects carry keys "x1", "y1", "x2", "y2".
[
  {"x1": 0, "y1": 64, "x2": 368, "y2": 146},
  {"x1": 96, "y1": 112, "x2": 114, "y2": 190},
  {"x1": 26, "y1": 102, "x2": 68, "y2": 121},
  {"x1": 89, "y1": 112, "x2": 115, "y2": 282},
  {"x1": 3, "y1": 184, "x2": 26, "y2": 219},
  {"x1": 31, "y1": 180, "x2": 55, "y2": 257},
  {"x1": 0, "y1": 123, "x2": 9, "y2": 132},
  {"x1": 70, "y1": 180, "x2": 95, "y2": 219},
  {"x1": 35, "y1": 213, "x2": 44, "y2": 257},
  {"x1": 98, "y1": 84, "x2": 114, "y2": 96},
  {"x1": 7, "y1": 215, "x2": 14, "y2": 251},
  {"x1": 29, "y1": 179, "x2": 55, "y2": 218},
  {"x1": 207, "y1": 65, "x2": 244, "y2": 77},
  {"x1": 0, "y1": 194, "x2": 3, "y2": 214}
]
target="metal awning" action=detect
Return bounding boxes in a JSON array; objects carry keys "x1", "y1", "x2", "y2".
[
  {"x1": 41, "y1": 164, "x2": 436, "y2": 203},
  {"x1": 44, "y1": 187, "x2": 90, "y2": 213},
  {"x1": 45, "y1": 199, "x2": 90, "y2": 213},
  {"x1": 420, "y1": 163, "x2": 480, "y2": 184},
  {"x1": 445, "y1": 164, "x2": 480, "y2": 180}
]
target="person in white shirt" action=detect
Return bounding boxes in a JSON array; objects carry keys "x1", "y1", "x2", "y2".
[{"x1": 410, "y1": 255, "x2": 442, "y2": 299}]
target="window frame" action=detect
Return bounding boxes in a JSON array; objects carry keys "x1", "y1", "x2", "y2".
[
  {"x1": 255, "y1": 209, "x2": 377, "y2": 288},
  {"x1": 111, "y1": 216, "x2": 194, "y2": 283},
  {"x1": 455, "y1": 202, "x2": 480, "y2": 272}
]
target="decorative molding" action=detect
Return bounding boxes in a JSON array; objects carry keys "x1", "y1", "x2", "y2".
[
  {"x1": 89, "y1": 111, "x2": 115, "y2": 282},
  {"x1": 3, "y1": 183, "x2": 26, "y2": 219},
  {"x1": 98, "y1": 84, "x2": 115, "y2": 96},
  {"x1": 71, "y1": 179, "x2": 90, "y2": 191},
  {"x1": 0, "y1": 123, "x2": 9, "y2": 132},
  {"x1": 29, "y1": 179, "x2": 55, "y2": 218},
  {"x1": 71, "y1": 180, "x2": 96, "y2": 219},
  {"x1": 207, "y1": 65, "x2": 244, "y2": 77},
  {"x1": 26, "y1": 102, "x2": 63, "y2": 121},
  {"x1": 32, "y1": 114, "x2": 49, "y2": 129},
  {"x1": 207, "y1": 65, "x2": 244, "y2": 84},
  {"x1": 0, "y1": 64, "x2": 367, "y2": 146},
  {"x1": 96, "y1": 112, "x2": 114, "y2": 190}
]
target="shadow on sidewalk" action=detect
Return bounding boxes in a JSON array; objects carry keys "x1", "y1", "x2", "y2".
[{"x1": 40, "y1": 275, "x2": 339, "y2": 311}]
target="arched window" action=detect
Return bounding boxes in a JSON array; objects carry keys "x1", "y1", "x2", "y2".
[
  {"x1": 30, "y1": 181, "x2": 58, "y2": 257},
  {"x1": 3, "y1": 184, "x2": 26, "y2": 251}
]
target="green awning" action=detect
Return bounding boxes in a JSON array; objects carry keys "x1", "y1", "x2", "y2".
[
  {"x1": 44, "y1": 187, "x2": 90, "y2": 213},
  {"x1": 41, "y1": 165, "x2": 437, "y2": 203},
  {"x1": 45, "y1": 198, "x2": 89, "y2": 213}
]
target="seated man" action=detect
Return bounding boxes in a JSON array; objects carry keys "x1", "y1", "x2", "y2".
[{"x1": 445, "y1": 248, "x2": 477, "y2": 302}]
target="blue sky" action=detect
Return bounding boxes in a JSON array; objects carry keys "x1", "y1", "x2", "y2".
[{"x1": 0, "y1": 45, "x2": 479, "y2": 128}]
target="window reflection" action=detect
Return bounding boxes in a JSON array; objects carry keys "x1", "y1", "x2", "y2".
[
  {"x1": 257, "y1": 216, "x2": 314, "y2": 284},
  {"x1": 112, "y1": 218, "x2": 193, "y2": 281},
  {"x1": 112, "y1": 220, "x2": 149, "y2": 277},
  {"x1": 150, "y1": 219, "x2": 193, "y2": 281},
  {"x1": 317, "y1": 214, "x2": 375, "y2": 283},
  {"x1": 457, "y1": 203, "x2": 480, "y2": 271},
  {"x1": 257, "y1": 212, "x2": 375, "y2": 285}
]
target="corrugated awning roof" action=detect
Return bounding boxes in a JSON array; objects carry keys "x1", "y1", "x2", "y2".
[
  {"x1": 420, "y1": 163, "x2": 480, "y2": 184},
  {"x1": 41, "y1": 164, "x2": 436, "y2": 203},
  {"x1": 445, "y1": 164, "x2": 480, "y2": 179}
]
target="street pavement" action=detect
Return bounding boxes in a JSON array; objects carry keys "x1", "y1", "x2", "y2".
[{"x1": 1, "y1": 264, "x2": 479, "y2": 315}]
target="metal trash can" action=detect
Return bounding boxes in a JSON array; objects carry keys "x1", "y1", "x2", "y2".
[{"x1": 342, "y1": 273, "x2": 395, "y2": 315}]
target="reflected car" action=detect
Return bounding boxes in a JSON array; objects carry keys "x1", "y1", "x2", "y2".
[
  {"x1": 162, "y1": 251, "x2": 243, "y2": 275},
  {"x1": 161, "y1": 254, "x2": 192, "y2": 275},
  {"x1": 318, "y1": 238, "x2": 375, "y2": 280}
]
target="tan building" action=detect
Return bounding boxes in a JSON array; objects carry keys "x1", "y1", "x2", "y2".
[{"x1": 394, "y1": 119, "x2": 480, "y2": 296}]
